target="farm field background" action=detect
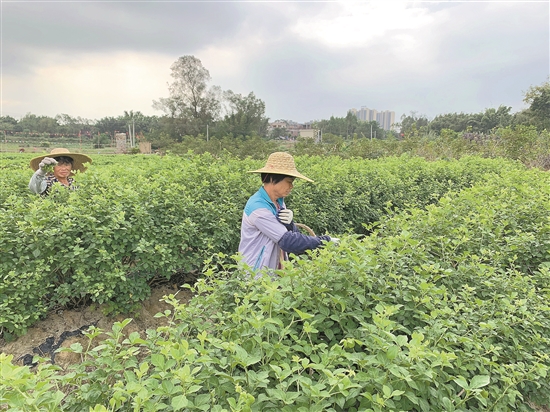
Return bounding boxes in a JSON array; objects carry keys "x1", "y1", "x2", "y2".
[{"x1": 1, "y1": 152, "x2": 550, "y2": 411}]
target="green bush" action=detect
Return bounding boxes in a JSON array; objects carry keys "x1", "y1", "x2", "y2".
[
  {"x1": 2, "y1": 158, "x2": 550, "y2": 410},
  {"x1": 0, "y1": 154, "x2": 526, "y2": 337}
]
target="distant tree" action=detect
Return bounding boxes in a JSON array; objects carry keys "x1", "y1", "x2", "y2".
[
  {"x1": 477, "y1": 106, "x2": 512, "y2": 133},
  {"x1": 0, "y1": 115, "x2": 19, "y2": 134},
  {"x1": 429, "y1": 112, "x2": 469, "y2": 134},
  {"x1": 315, "y1": 116, "x2": 352, "y2": 138},
  {"x1": 511, "y1": 109, "x2": 532, "y2": 128},
  {"x1": 95, "y1": 116, "x2": 128, "y2": 136},
  {"x1": 522, "y1": 79, "x2": 550, "y2": 131},
  {"x1": 268, "y1": 126, "x2": 290, "y2": 140},
  {"x1": 55, "y1": 113, "x2": 90, "y2": 136},
  {"x1": 354, "y1": 120, "x2": 384, "y2": 140},
  {"x1": 121, "y1": 111, "x2": 161, "y2": 135},
  {"x1": 153, "y1": 55, "x2": 221, "y2": 139},
  {"x1": 216, "y1": 91, "x2": 269, "y2": 138},
  {"x1": 314, "y1": 115, "x2": 385, "y2": 140},
  {"x1": 397, "y1": 112, "x2": 429, "y2": 137},
  {"x1": 18, "y1": 113, "x2": 59, "y2": 135},
  {"x1": 344, "y1": 111, "x2": 359, "y2": 137},
  {"x1": 429, "y1": 106, "x2": 512, "y2": 135}
]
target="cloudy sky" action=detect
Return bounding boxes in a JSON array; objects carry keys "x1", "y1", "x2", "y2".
[{"x1": 2, "y1": 1, "x2": 549, "y2": 124}]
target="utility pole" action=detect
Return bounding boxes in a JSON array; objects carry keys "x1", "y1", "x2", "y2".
[
  {"x1": 207, "y1": 124, "x2": 209, "y2": 142},
  {"x1": 370, "y1": 123, "x2": 373, "y2": 140}
]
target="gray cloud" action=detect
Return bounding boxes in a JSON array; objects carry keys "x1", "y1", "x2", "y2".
[{"x1": 2, "y1": 1, "x2": 548, "y2": 122}]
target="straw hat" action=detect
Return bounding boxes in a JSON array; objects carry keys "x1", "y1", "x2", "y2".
[
  {"x1": 30, "y1": 148, "x2": 92, "y2": 173},
  {"x1": 248, "y1": 152, "x2": 313, "y2": 182}
]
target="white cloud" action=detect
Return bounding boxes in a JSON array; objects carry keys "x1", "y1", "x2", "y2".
[
  {"x1": 291, "y1": 2, "x2": 435, "y2": 48},
  {"x1": 201, "y1": 45, "x2": 251, "y2": 84},
  {"x1": 2, "y1": 50, "x2": 173, "y2": 119}
]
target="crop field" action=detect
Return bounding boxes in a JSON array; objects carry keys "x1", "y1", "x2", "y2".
[
  {"x1": 0, "y1": 138, "x2": 118, "y2": 155},
  {"x1": 1, "y1": 152, "x2": 549, "y2": 411}
]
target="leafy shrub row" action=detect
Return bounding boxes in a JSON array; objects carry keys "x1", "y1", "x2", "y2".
[
  {"x1": 292, "y1": 125, "x2": 550, "y2": 170},
  {"x1": 0, "y1": 153, "x2": 524, "y2": 337},
  {"x1": 2, "y1": 166, "x2": 549, "y2": 410}
]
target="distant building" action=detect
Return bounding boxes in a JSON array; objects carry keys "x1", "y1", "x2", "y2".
[
  {"x1": 350, "y1": 107, "x2": 396, "y2": 131},
  {"x1": 376, "y1": 111, "x2": 396, "y2": 131},
  {"x1": 268, "y1": 120, "x2": 312, "y2": 139},
  {"x1": 298, "y1": 129, "x2": 319, "y2": 140},
  {"x1": 268, "y1": 120, "x2": 322, "y2": 141}
]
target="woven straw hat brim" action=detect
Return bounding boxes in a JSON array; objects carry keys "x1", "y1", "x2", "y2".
[
  {"x1": 30, "y1": 148, "x2": 92, "y2": 173},
  {"x1": 248, "y1": 152, "x2": 314, "y2": 182},
  {"x1": 248, "y1": 167, "x2": 313, "y2": 182}
]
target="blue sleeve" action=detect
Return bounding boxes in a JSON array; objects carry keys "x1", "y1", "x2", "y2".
[
  {"x1": 278, "y1": 231, "x2": 331, "y2": 254},
  {"x1": 280, "y1": 221, "x2": 296, "y2": 231}
]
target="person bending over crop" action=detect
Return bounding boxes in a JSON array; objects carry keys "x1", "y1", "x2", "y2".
[
  {"x1": 29, "y1": 148, "x2": 92, "y2": 197},
  {"x1": 238, "y1": 152, "x2": 339, "y2": 276}
]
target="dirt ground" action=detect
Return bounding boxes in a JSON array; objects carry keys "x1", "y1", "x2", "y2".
[{"x1": 0, "y1": 284, "x2": 194, "y2": 370}]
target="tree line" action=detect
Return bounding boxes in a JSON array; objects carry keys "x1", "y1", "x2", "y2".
[{"x1": 1, "y1": 54, "x2": 548, "y2": 150}]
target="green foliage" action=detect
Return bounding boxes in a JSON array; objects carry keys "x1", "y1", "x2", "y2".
[
  {"x1": 153, "y1": 55, "x2": 222, "y2": 138},
  {"x1": 522, "y1": 79, "x2": 550, "y2": 131},
  {"x1": 287, "y1": 154, "x2": 522, "y2": 235},
  {"x1": 287, "y1": 125, "x2": 550, "y2": 170},
  {"x1": 216, "y1": 91, "x2": 269, "y2": 138},
  {"x1": 0, "y1": 353, "x2": 66, "y2": 410},
  {"x1": 167, "y1": 135, "x2": 280, "y2": 159},
  {"x1": 0, "y1": 154, "x2": 523, "y2": 337},
  {"x1": 2, "y1": 156, "x2": 550, "y2": 410},
  {"x1": 397, "y1": 112, "x2": 430, "y2": 137},
  {"x1": 428, "y1": 106, "x2": 513, "y2": 135},
  {"x1": 315, "y1": 114, "x2": 387, "y2": 140}
]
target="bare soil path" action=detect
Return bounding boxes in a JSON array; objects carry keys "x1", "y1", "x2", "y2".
[{"x1": 0, "y1": 284, "x2": 193, "y2": 370}]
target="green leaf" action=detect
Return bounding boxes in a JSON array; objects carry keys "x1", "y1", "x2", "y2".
[
  {"x1": 470, "y1": 375, "x2": 490, "y2": 389},
  {"x1": 386, "y1": 345, "x2": 399, "y2": 360},
  {"x1": 453, "y1": 377, "x2": 469, "y2": 390},
  {"x1": 293, "y1": 308, "x2": 314, "y2": 320},
  {"x1": 171, "y1": 395, "x2": 188, "y2": 410}
]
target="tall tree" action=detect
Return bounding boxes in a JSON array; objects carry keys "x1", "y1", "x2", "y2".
[
  {"x1": 217, "y1": 90, "x2": 269, "y2": 138},
  {"x1": 153, "y1": 56, "x2": 221, "y2": 139}
]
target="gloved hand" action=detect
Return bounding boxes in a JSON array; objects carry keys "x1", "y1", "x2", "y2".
[
  {"x1": 277, "y1": 209, "x2": 294, "y2": 225},
  {"x1": 330, "y1": 237, "x2": 340, "y2": 246},
  {"x1": 37, "y1": 157, "x2": 57, "y2": 175}
]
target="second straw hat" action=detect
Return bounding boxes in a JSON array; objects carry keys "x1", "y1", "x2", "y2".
[
  {"x1": 30, "y1": 148, "x2": 92, "y2": 173},
  {"x1": 248, "y1": 152, "x2": 313, "y2": 182}
]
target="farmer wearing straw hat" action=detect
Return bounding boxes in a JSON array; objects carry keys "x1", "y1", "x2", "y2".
[
  {"x1": 28, "y1": 148, "x2": 92, "y2": 197},
  {"x1": 239, "y1": 152, "x2": 339, "y2": 275}
]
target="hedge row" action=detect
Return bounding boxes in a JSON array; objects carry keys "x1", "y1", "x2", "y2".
[
  {"x1": 0, "y1": 153, "x2": 525, "y2": 337},
  {"x1": 2, "y1": 164, "x2": 549, "y2": 410}
]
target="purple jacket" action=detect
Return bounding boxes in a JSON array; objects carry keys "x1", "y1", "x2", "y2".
[{"x1": 238, "y1": 186, "x2": 330, "y2": 275}]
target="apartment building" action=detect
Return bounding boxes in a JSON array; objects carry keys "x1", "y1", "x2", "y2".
[{"x1": 350, "y1": 107, "x2": 396, "y2": 131}]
